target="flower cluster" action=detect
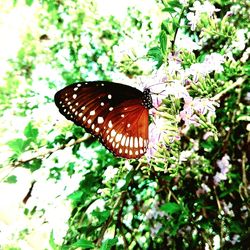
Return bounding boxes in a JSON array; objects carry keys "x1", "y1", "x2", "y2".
[
  {"x1": 180, "y1": 96, "x2": 219, "y2": 127},
  {"x1": 187, "y1": 1, "x2": 220, "y2": 31}
]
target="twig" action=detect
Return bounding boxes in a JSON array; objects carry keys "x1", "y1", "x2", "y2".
[
  {"x1": 14, "y1": 136, "x2": 90, "y2": 166},
  {"x1": 212, "y1": 76, "x2": 247, "y2": 101},
  {"x1": 96, "y1": 191, "x2": 126, "y2": 246}
]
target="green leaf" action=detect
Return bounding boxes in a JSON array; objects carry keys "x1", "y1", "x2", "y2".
[
  {"x1": 49, "y1": 231, "x2": 59, "y2": 250},
  {"x1": 147, "y1": 46, "x2": 162, "y2": 60},
  {"x1": 71, "y1": 239, "x2": 94, "y2": 249},
  {"x1": 161, "y1": 20, "x2": 172, "y2": 35},
  {"x1": 167, "y1": 0, "x2": 182, "y2": 8},
  {"x1": 100, "y1": 238, "x2": 118, "y2": 250},
  {"x1": 162, "y1": 7, "x2": 177, "y2": 13},
  {"x1": 7, "y1": 138, "x2": 29, "y2": 155},
  {"x1": 160, "y1": 30, "x2": 167, "y2": 55},
  {"x1": 4, "y1": 175, "x2": 17, "y2": 184},
  {"x1": 25, "y1": 0, "x2": 34, "y2": 6},
  {"x1": 92, "y1": 210, "x2": 110, "y2": 225},
  {"x1": 160, "y1": 202, "x2": 181, "y2": 215},
  {"x1": 24, "y1": 122, "x2": 38, "y2": 141},
  {"x1": 147, "y1": 47, "x2": 163, "y2": 68},
  {"x1": 24, "y1": 159, "x2": 42, "y2": 172},
  {"x1": 68, "y1": 190, "x2": 84, "y2": 202}
]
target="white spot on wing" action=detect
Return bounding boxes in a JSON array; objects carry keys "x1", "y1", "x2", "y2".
[
  {"x1": 97, "y1": 117, "x2": 104, "y2": 124},
  {"x1": 108, "y1": 121, "x2": 113, "y2": 128},
  {"x1": 127, "y1": 123, "x2": 131, "y2": 128},
  {"x1": 78, "y1": 113, "x2": 83, "y2": 117},
  {"x1": 109, "y1": 107, "x2": 114, "y2": 111},
  {"x1": 121, "y1": 136, "x2": 126, "y2": 146},
  {"x1": 111, "y1": 129, "x2": 116, "y2": 137},
  {"x1": 125, "y1": 137, "x2": 130, "y2": 147},
  {"x1": 115, "y1": 134, "x2": 122, "y2": 142},
  {"x1": 101, "y1": 102, "x2": 104, "y2": 106},
  {"x1": 87, "y1": 119, "x2": 91, "y2": 124},
  {"x1": 90, "y1": 110, "x2": 95, "y2": 116},
  {"x1": 73, "y1": 94, "x2": 77, "y2": 99},
  {"x1": 134, "y1": 137, "x2": 138, "y2": 148},
  {"x1": 130, "y1": 137, "x2": 133, "y2": 148},
  {"x1": 108, "y1": 94, "x2": 112, "y2": 99},
  {"x1": 74, "y1": 87, "x2": 78, "y2": 91},
  {"x1": 139, "y1": 137, "x2": 143, "y2": 148}
]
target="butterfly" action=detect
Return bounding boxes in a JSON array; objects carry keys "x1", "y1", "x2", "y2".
[{"x1": 54, "y1": 81, "x2": 153, "y2": 159}]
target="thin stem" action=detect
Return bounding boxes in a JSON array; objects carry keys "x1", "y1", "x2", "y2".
[
  {"x1": 171, "y1": 7, "x2": 185, "y2": 51},
  {"x1": 15, "y1": 136, "x2": 90, "y2": 166},
  {"x1": 212, "y1": 76, "x2": 246, "y2": 101}
]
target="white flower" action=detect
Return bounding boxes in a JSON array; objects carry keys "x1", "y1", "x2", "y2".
[
  {"x1": 203, "y1": 1, "x2": 220, "y2": 17},
  {"x1": 179, "y1": 150, "x2": 193, "y2": 162},
  {"x1": 103, "y1": 166, "x2": 118, "y2": 183},
  {"x1": 213, "y1": 154, "x2": 231, "y2": 185},
  {"x1": 187, "y1": 12, "x2": 200, "y2": 31},
  {"x1": 186, "y1": 53, "x2": 225, "y2": 78},
  {"x1": 190, "y1": 1, "x2": 203, "y2": 14},
  {"x1": 176, "y1": 32, "x2": 201, "y2": 52},
  {"x1": 150, "y1": 222, "x2": 162, "y2": 237},
  {"x1": 179, "y1": 0, "x2": 188, "y2": 5},
  {"x1": 232, "y1": 29, "x2": 248, "y2": 51},
  {"x1": 203, "y1": 53, "x2": 225, "y2": 73},
  {"x1": 217, "y1": 154, "x2": 230, "y2": 174}
]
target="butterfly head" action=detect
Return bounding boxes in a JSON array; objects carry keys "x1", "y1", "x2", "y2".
[{"x1": 142, "y1": 88, "x2": 153, "y2": 109}]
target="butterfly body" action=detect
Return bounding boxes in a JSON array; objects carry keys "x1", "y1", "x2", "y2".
[{"x1": 54, "y1": 81, "x2": 153, "y2": 159}]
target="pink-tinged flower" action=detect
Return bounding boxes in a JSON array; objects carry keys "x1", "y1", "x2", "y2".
[
  {"x1": 187, "y1": 63, "x2": 208, "y2": 80},
  {"x1": 203, "y1": 53, "x2": 225, "y2": 73},
  {"x1": 167, "y1": 52, "x2": 183, "y2": 75},
  {"x1": 180, "y1": 97, "x2": 219, "y2": 127},
  {"x1": 221, "y1": 201, "x2": 235, "y2": 217},
  {"x1": 217, "y1": 154, "x2": 230, "y2": 174},
  {"x1": 151, "y1": 222, "x2": 163, "y2": 237},
  {"x1": 146, "y1": 118, "x2": 165, "y2": 159},
  {"x1": 192, "y1": 98, "x2": 219, "y2": 117},
  {"x1": 213, "y1": 154, "x2": 231, "y2": 185},
  {"x1": 196, "y1": 183, "x2": 211, "y2": 196},
  {"x1": 203, "y1": 131, "x2": 214, "y2": 140},
  {"x1": 180, "y1": 108, "x2": 200, "y2": 126}
]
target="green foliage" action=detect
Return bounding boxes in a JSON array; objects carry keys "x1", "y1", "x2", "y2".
[{"x1": 4, "y1": 175, "x2": 17, "y2": 183}]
